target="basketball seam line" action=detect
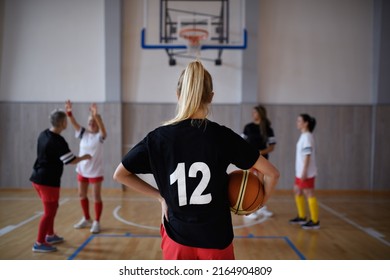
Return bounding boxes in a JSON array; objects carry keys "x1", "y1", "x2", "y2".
[{"x1": 235, "y1": 170, "x2": 248, "y2": 214}]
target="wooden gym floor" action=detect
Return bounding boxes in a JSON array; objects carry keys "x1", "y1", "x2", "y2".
[{"x1": 0, "y1": 188, "x2": 389, "y2": 260}]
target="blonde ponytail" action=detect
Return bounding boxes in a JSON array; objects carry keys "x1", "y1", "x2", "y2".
[{"x1": 164, "y1": 61, "x2": 213, "y2": 125}]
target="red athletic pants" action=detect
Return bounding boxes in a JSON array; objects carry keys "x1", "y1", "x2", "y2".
[
  {"x1": 160, "y1": 225, "x2": 235, "y2": 260},
  {"x1": 33, "y1": 183, "x2": 60, "y2": 244}
]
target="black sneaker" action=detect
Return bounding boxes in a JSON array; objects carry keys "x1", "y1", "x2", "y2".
[
  {"x1": 301, "y1": 220, "x2": 320, "y2": 229},
  {"x1": 289, "y1": 216, "x2": 307, "y2": 225}
]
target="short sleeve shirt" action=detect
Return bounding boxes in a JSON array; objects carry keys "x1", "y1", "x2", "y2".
[
  {"x1": 121, "y1": 119, "x2": 259, "y2": 249},
  {"x1": 242, "y1": 123, "x2": 276, "y2": 159},
  {"x1": 75, "y1": 127, "x2": 105, "y2": 177},
  {"x1": 30, "y1": 129, "x2": 76, "y2": 187},
  {"x1": 295, "y1": 132, "x2": 317, "y2": 178}
]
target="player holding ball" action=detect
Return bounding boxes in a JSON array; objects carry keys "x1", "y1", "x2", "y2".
[{"x1": 113, "y1": 61, "x2": 279, "y2": 260}]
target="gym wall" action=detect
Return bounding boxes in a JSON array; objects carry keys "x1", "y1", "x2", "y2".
[{"x1": 0, "y1": 0, "x2": 389, "y2": 190}]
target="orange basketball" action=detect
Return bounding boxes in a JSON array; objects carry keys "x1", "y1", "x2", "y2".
[{"x1": 228, "y1": 170, "x2": 265, "y2": 215}]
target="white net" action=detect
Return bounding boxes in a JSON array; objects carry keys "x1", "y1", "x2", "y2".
[{"x1": 179, "y1": 28, "x2": 209, "y2": 57}]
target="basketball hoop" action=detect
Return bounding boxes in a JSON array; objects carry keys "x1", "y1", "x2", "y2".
[{"x1": 179, "y1": 28, "x2": 209, "y2": 56}]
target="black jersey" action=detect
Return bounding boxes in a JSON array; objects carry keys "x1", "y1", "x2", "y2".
[
  {"x1": 30, "y1": 129, "x2": 76, "y2": 187},
  {"x1": 242, "y1": 123, "x2": 276, "y2": 159},
  {"x1": 122, "y1": 119, "x2": 259, "y2": 249}
]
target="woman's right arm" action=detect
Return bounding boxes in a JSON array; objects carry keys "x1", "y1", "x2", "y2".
[
  {"x1": 65, "y1": 100, "x2": 81, "y2": 131},
  {"x1": 113, "y1": 163, "x2": 168, "y2": 222},
  {"x1": 251, "y1": 155, "x2": 280, "y2": 205}
]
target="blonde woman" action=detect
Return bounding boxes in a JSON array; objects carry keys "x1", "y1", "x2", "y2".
[{"x1": 113, "y1": 61, "x2": 279, "y2": 260}]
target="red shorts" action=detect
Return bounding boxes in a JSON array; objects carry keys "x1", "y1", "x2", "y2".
[
  {"x1": 295, "y1": 177, "x2": 315, "y2": 189},
  {"x1": 32, "y1": 183, "x2": 60, "y2": 203},
  {"x1": 160, "y1": 224, "x2": 235, "y2": 260},
  {"x1": 77, "y1": 174, "x2": 104, "y2": 183}
]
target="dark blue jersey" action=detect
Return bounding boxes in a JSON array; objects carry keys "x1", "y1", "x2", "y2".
[
  {"x1": 30, "y1": 129, "x2": 76, "y2": 187},
  {"x1": 122, "y1": 119, "x2": 259, "y2": 249}
]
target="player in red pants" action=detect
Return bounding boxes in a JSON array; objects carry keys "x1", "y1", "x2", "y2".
[{"x1": 30, "y1": 109, "x2": 91, "y2": 252}]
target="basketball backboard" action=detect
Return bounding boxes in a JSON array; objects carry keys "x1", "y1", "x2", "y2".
[{"x1": 141, "y1": 0, "x2": 246, "y2": 65}]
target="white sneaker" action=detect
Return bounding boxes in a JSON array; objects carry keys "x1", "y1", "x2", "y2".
[
  {"x1": 90, "y1": 221, "x2": 100, "y2": 234},
  {"x1": 244, "y1": 212, "x2": 259, "y2": 220},
  {"x1": 73, "y1": 217, "x2": 92, "y2": 229},
  {"x1": 257, "y1": 206, "x2": 274, "y2": 217}
]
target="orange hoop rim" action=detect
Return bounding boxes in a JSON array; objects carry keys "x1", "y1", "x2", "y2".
[{"x1": 179, "y1": 28, "x2": 209, "y2": 46}]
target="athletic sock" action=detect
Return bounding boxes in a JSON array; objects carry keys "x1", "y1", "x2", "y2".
[
  {"x1": 94, "y1": 201, "x2": 103, "y2": 222},
  {"x1": 295, "y1": 195, "x2": 306, "y2": 218},
  {"x1": 80, "y1": 198, "x2": 90, "y2": 220},
  {"x1": 308, "y1": 197, "x2": 319, "y2": 223}
]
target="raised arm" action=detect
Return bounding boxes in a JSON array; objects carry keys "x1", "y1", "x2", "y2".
[
  {"x1": 90, "y1": 103, "x2": 107, "y2": 139},
  {"x1": 65, "y1": 100, "x2": 81, "y2": 132}
]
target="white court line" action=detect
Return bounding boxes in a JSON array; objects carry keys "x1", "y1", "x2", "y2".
[
  {"x1": 319, "y1": 202, "x2": 390, "y2": 247},
  {"x1": 0, "y1": 197, "x2": 40, "y2": 201},
  {"x1": 0, "y1": 196, "x2": 157, "y2": 203},
  {"x1": 0, "y1": 212, "x2": 43, "y2": 237},
  {"x1": 0, "y1": 198, "x2": 70, "y2": 237},
  {"x1": 113, "y1": 205, "x2": 159, "y2": 230},
  {"x1": 234, "y1": 215, "x2": 269, "y2": 229},
  {"x1": 113, "y1": 205, "x2": 268, "y2": 231}
]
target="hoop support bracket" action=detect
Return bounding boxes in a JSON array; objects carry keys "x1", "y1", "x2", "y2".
[{"x1": 141, "y1": 28, "x2": 247, "y2": 50}]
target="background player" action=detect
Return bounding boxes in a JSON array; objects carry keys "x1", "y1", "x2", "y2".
[
  {"x1": 113, "y1": 61, "x2": 280, "y2": 260},
  {"x1": 65, "y1": 100, "x2": 107, "y2": 234},
  {"x1": 289, "y1": 113, "x2": 320, "y2": 229},
  {"x1": 242, "y1": 105, "x2": 276, "y2": 219},
  {"x1": 30, "y1": 109, "x2": 91, "y2": 252}
]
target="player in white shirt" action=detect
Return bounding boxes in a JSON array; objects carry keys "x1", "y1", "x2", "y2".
[
  {"x1": 65, "y1": 100, "x2": 107, "y2": 233},
  {"x1": 289, "y1": 113, "x2": 320, "y2": 229}
]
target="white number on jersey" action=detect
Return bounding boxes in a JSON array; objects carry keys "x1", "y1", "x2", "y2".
[{"x1": 170, "y1": 162, "x2": 212, "y2": 206}]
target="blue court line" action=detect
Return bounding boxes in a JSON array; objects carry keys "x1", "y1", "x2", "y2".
[
  {"x1": 67, "y1": 233, "x2": 161, "y2": 260},
  {"x1": 68, "y1": 235, "x2": 95, "y2": 260},
  {"x1": 68, "y1": 233, "x2": 306, "y2": 260},
  {"x1": 235, "y1": 235, "x2": 306, "y2": 260},
  {"x1": 282, "y1": 237, "x2": 306, "y2": 260}
]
